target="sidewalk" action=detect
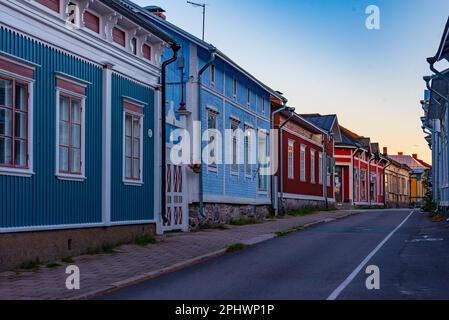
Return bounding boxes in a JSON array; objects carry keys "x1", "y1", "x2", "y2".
[{"x1": 0, "y1": 209, "x2": 364, "y2": 300}]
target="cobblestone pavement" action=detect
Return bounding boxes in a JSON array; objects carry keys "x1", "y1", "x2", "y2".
[{"x1": 0, "y1": 210, "x2": 364, "y2": 300}]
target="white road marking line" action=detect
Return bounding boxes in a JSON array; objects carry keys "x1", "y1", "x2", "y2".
[{"x1": 326, "y1": 210, "x2": 415, "y2": 300}]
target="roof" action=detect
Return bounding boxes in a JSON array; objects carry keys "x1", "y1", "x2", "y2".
[
  {"x1": 435, "y1": 16, "x2": 449, "y2": 62},
  {"x1": 124, "y1": 0, "x2": 284, "y2": 101},
  {"x1": 428, "y1": 74, "x2": 449, "y2": 120},
  {"x1": 300, "y1": 114, "x2": 337, "y2": 132},
  {"x1": 278, "y1": 110, "x2": 327, "y2": 136},
  {"x1": 336, "y1": 126, "x2": 362, "y2": 148},
  {"x1": 388, "y1": 155, "x2": 429, "y2": 172}
]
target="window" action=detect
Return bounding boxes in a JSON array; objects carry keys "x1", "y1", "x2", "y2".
[
  {"x1": 300, "y1": 144, "x2": 306, "y2": 182},
  {"x1": 246, "y1": 87, "x2": 250, "y2": 107},
  {"x1": 231, "y1": 119, "x2": 239, "y2": 175},
  {"x1": 55, "y1": 75, "x2": 86, "y2": 180},
  {"x1": 244, "y1": 125, "x2": 252, "y2": 177},
  {"x1": 0, "y1": 78, "x2": 29, "y2": 169},
  {"x1": 123, "y1": 100, "x2": 144, "y2": 184},
  {"x1": 258, "y1": 130, "x2": 268, "y2": 192},
  {"x1": 318, "y1": 152, "x2": 323, "y2": 184},
  {"x1": 262, "y1": 97, "x2": 266, "y2": 113},
  {"x1": 287, "y1": 140, "x2": 294, "y2": 179},
  {"x1": 36, "y1": 0, "x2": 60, "y2": 12},
  {"x1": 361, "y1": 169, "x2": 367, "y2": 201},
  {"x1": 131, "y1": 38, "x2": 137, "y2": 55},
  {"x1": 210, "y1": 64, "x2": 215, "y2": 86},
  {"x1": 112, "y1": 27, "x2": 126, "y2": 47},
  {"x1": 233, "y1": 77, "x2": 237, "y2": 98},
  {"x1": 310, "y1": 150, "x2": 315, "y2": 184},
  {"x1": 143, "y1": 44, "x2": 152, "y2": 61},
  {"x1": 58, "y1": 95, "x2": 82, "y2": 175},
  {"x1": 207, "y1": 110, "x2": 217, "y2": 169},
  {"x1": 84, "y1": 10, "x2": 100, "y2": 33}
]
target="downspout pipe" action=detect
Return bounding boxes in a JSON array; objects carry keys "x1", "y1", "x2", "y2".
[
  {"x1": 161, "y1": 43, "x2": 181, "y2": 224},
  {"x1": 198, "y1": 47, "x2": 217, "y2": 219},
  {"x1": 368, "y1": 154, "x2": 375, "y2": 207},
  {"x1": 322, "y1": 134, "x2": 329, "y2": 209},
  {"x1": 279, "y1": 113, "x2": 295, "y2": 215},
  {"x1": 383, "y1": 159, "x2": 391, "y2": 207},
  {"x1": 351, "y1": 147, "x2": 360, "y2": 205},
  {"x1": 270, "y1": 102, "x2": 291, "y2": 215}
]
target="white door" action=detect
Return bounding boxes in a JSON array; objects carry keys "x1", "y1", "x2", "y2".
[{"x1": 163, "y1": 146, "x2": 188, "y2": 232}]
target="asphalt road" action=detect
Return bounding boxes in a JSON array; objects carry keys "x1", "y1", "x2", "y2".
[{"x1": 102, "y1": 209, "x2": 449, "y2": 300}]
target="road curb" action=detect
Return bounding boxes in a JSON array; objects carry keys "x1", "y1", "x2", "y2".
[{"x1": 70, "y1": 210, "x2": 360, "y2": 300}]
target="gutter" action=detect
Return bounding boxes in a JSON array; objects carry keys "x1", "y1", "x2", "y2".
[
  {"x1": 197, "y1": 47, "x2": 217, "y2": 218},
  {"x1": 161, "y1": 44, "x2": 181, "y2": 224}
]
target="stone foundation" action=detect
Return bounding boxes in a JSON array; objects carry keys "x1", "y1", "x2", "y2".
[
  {"x1": 0, "y1": 224, "x2": 155, "y2": 272},
  {"x1": 189, "y1": 203, "x2": 271, "y2": 229}
]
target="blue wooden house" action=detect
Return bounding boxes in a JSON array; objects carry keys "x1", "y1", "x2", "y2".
[
  {"x1": 0, "y1": 0, "x2": 175, "y2": 270},
  {"x1": 138, "y1": 4, "x2": 284, "y2": 229}
]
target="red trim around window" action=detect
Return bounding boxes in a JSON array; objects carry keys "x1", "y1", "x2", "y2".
[
  {"x1": 0, "y1": 59, "x2": 34, "y2": 80},
  {"x1": 0, "y1": 75, "x2": 29, "y2": 169},
  {"x1": 35, "y1": 0, "x2": 60, "y2": 12},
  {"x1": 112, "y1": 27, "x2": 126, "y2": 47},
  {"x1": 124, "y1": 100, "x2": 144, "y2": 114},
  {"x1": 84, "y1": 11, "x2": 100, "y2": 34},
  {"x1": 56, "y1": 78, "x2": 86, "y2": 96}
]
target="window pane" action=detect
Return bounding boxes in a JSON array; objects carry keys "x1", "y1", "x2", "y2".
[
  {"x1": 125, "y1": 137, "x2": 132, "y2": 157},
  {"x1": 0, "y1": 79, "x2": 12, "y2": 106},
  {"x1": 133, "y1": 138, "x2": 140, "y2": 157},
  {"x1": 59, "y1": 146, "x2": 69, "y2": 171},
  {"x1": 14, "y1": 112, "x2": 27, "y2": 139},
  {"x1": 125, "y1": 114, "x2": 132, "y2": 136},
  {"x1": 71, "y1": 99, "x2": 81, "y2": 124},
  {"x1": 59, "y1": 121, "x2": 69, "y2": 146},
  {"x1": 133, "y1": 118, "x2": 140, "y2": 138},
  {"x1": 71, "y1": 124, "x2": 81, "y2": 148},
  {"x1": 14, "y1": 140, "x2": 26, "y2": 166},
  {"x1": 60, "y1": 96, "x2": 70, "y2": 121},
  {"x1": 70, "y1": 148, "x2": 80, "y2": 173},
  {"x1": 0, "y1": 137, "x2": 12, "y2": 165},
  {"x1": 133, "y1": 159, "x2": 139, "y2": 178},
  {"x1": 125, "y1": 157, "x2": 131, "y2": 178},
  {"x1": 0, "y1": 108, "x2": 12, "y2": 136},
  {"x1": 15, "y1": 83, "x2": 27, "y2": 110}
]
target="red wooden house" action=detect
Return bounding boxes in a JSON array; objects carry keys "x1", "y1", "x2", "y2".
[{"x1": 271, "y1": 103, "x2": 335, "y2": 213}]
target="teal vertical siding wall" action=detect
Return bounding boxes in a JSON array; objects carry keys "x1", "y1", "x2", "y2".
[
  {"x1": 0, "y1": 28, "x2": 103, "y2": 228},
  {"x1": 110, "y1": 74, "x2": 155, "y2": 222}
]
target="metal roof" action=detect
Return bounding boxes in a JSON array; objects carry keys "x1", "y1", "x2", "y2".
[
  {"x1": 436, "y1": 16, "x2": 449, "y2": 62},
  {"x1": 300, "y1": 114, "x2": 337, "y2": 132}
]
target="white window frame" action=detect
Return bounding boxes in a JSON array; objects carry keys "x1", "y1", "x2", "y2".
[
  {"x1": 300, "y1": 144, "x2": 306, "y2": 182},
  {"x1": 262, "y1": 96, "x2": 266, "y2": 114},
  {"x1": 310, "y1": 149, "x2": 316, "y2": 184},
  {"x1": 246, "y1": 86, "x2": 250, "y2": 107},
  {"x1": 206, "y1": 109, "x2": 219, "y2": 172},
  {"x1": 230, "y1": 118, "x2": 240, "y2": 176},
  {"x1": 257, "y1": 129, "x2": 269, "y2": 193},
  {"x1": 232, "y1": 77, "x2": 237, "y2": 99},
  {"x1": 0, "y1": 70, "x2": 34, "y2": 177},
  {"x1": 210, "y1": 64, "x2": 215, "y2": 87},
  {"x1": 287, "y1": 139, "x2": 294, "y2": 180},
  {"x1": 55, "y1": 88, "x2": 86, "y2": 181},
  {"x1": 318, "y1": 152, "x2": 323, "y2": 185},
  {"x1": 244, "y1": 124, "x2": 253, "y2": 178},
  {"x1": 122, "y1": 109, "x2": 144, "y2": 186}
]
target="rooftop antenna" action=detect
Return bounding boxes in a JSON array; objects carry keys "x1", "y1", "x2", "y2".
[{"x1": 187, "y1": 1, "x2": 207, "y2": 41}]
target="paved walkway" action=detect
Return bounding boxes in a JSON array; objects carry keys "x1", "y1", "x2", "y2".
[{"x1": 0, "y1": 210, "x2": 365, "y2": 300}]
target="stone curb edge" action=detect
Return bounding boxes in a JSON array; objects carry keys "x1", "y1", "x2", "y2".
[{"x1": 69, "y1": 210, "x2": 360, "y2": 300}]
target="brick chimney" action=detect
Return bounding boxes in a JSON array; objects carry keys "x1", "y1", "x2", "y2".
[
  {"x1": 412, "y1": 154, "x2": 418, "y2": 159},
  {"x1": 383, "y1": 147, "x2": 388, "y2": 155},
  {"x1": 398, "y1": 152, "x2": 403, "y2": 156},
  {"x1": 144, "y1": 6, "x2": 167, "y2": 20}
]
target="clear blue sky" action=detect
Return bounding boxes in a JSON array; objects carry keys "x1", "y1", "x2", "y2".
[{"x1": 133, "y1": 0, "x2": 449, "y2": 163}]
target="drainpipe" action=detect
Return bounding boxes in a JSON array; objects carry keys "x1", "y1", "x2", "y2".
[
  {"x1": 279, "y1": 112, "x2": 295, "y2": 215},
  {"x1": 382, "y1": 159, "x2": 391, "y2": 207},
  {"x1": 351, "y1": 147, "x2": 360, "y2": 205},
  {"x1": 322, "y1": 135, "x2": 328, "y2": 209},
  {"x1": 368, "y1": 154, "x2": 375, "y2": 207},
  {"x1": 161, "y1": 44, "x2": 181, "y2": 224},
  {"x1": 197, "y1": 47, "x2": 216, "y2": 218},
  {"x1": 270, "y1": 100, "x2": 290, "y2": 215}
]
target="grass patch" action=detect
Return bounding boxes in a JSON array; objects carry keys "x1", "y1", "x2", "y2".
[
  {"x1": 19, "y1": 258, "x2": 41, "y2": 271},
  {"x1": 225, "y1": 243, "x2": 246, "y2": 253},
  {"x1": 101, "y1": 243, "x2": 117, "y2": 253},
  {"x1": 135, "y1": 235, "x2": 157, "y2": 246},
  {"x1": 46, "y1": 262, "x2": 61, "y2": 269},
  {"x1": 61, "y1": 256, "x2": 74, "y2": 263},
  {"x1": 276, "y1": 226, "x2": 304, "y2": 237},
  {"x1": 199, "y1": 223, "x2": 229, "y2": 231},
  {"x1": 230, "y1": 217, "x2": 260, "y2": 226}
]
